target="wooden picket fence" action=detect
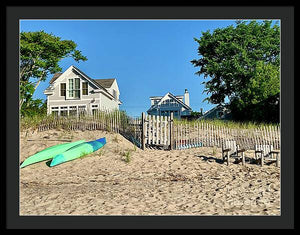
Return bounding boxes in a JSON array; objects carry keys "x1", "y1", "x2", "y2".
[
  {"x1": 141, "y1": 113, "x2": 173, "y2": 149},
  {"x1": 36, "y1": 111, "x2": 280, "y2": 151},
  {"x1": 37, "y1": 110, "x2": 124, "y2": 133},
  {"x1": 173, "y1": 121, "x2": 280, "y2": 151},
  {"x1": 139, "y1": 112, "x2": 280, "y2": 151},
  {"x1": 35, "y1": 109, "x2": 144, "y2": 148}
]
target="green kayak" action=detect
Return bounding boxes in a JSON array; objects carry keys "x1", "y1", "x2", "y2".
[
  {"x1": 50, "y1": 137, "x2": 106, "y2": 167},
  {"x1": 20, "y1": 140, "x2": 85, "y2": 168}
]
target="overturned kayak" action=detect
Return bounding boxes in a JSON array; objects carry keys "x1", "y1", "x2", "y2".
[
  {"x1": 20, "y1": 140, "x2": 86, "y2": 168},
  {"x1": 50, "y1": 137, "x2": 106, "y2": 167}
]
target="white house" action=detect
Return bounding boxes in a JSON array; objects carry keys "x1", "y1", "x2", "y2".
[
  {"x1": 44, "y1": 65, "x2": 122, "y2": 116},
  {"x1": 147, "y1": 89, "x2": 192, "y2": 119}
]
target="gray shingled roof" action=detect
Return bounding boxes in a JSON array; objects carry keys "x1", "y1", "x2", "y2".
[
  {"x1": 93, "y1": 79, "x2": 115, "y2": 88},
  {"x1": 49, "y1": 73, "x2": 63, "y2": 84},
  {"x1": 49, "y1": 72, "x2": 115, "y2": 89}
]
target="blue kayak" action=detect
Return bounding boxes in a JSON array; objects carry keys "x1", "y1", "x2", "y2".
[{"x1": 50, "y1": 137, "x2": 106, "y2": 167}]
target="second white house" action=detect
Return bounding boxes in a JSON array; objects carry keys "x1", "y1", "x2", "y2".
[{"x1": 147, "y1": 89, "x2": 192, "y2": 119}]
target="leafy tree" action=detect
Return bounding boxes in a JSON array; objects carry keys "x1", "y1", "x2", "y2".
[
  {"x1": 20, "y1": 98, "x2": 47, "y2": 117},
  {"x1": 20, "y1": 31, "x2": 87, "y2": 111},
  {"x1": 191, "y1": 20, "x2": 280, "y2": 122}
]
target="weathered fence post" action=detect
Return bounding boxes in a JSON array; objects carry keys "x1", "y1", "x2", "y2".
[
  {"x1": 169, "y1": 112, "x2": 174, "y2": 150},
  {"x1": 141, "y1": 112, "x2": 146, "y2": 150}
]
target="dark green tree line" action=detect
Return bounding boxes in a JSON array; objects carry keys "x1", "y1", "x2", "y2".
[{"x1": 191, "y1": 20, "x2": 280, "y2": 122}]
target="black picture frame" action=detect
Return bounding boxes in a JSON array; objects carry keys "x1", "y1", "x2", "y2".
[{"x1": 5, "y1": 5, "x2": 294, "y2": 229}]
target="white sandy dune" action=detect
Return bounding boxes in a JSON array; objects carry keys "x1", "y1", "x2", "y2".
[{"x1": 19, "y1": 129, "x2": 280, "y2": 215}]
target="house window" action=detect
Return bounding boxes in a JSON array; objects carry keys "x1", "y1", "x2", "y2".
[
  {"x1": 69, "y1": 106, "x2": 77, "y2": 116},
  {"x1": 78, "y1": 105, "x2": 86, "y2": 116},
  {"x1": 51, "y1": 107, "x2": 59, "y2": 116},
  {"x1": 60, "y1": 106, "x2": 68, "y2": 116},
  {"x1": 60, "y1": 83, "x2": 66, "y2": 97},
  {"x1": 113, "y1": 89, "x2": 117, "y2": 99},
  {"x1": 82, "y1": 82, "x2": 88, "y2": 95},
  {"x1": 69, "y1": 78, "x2": 80, "y2": 98},
  {"x1": 52, "y1": 111, "x2": 59, "y2": 116},
  {"x1": 69, "y1": 79, "x2": 73, "y2": 97},
  {"x1": 60, "y1": 111, "x2": 68, "y2": 116}
]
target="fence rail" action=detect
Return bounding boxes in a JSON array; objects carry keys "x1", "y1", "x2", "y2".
[
  {"x1": 143, "y1": 114, "x2": 171, "y2": 148},
  {"x1": 37, "y1": 110, "x2": 124, "y2": 133},
  {"x1": 173, "y1": 122, "x2": 280, "y2": 150},
  {"x1": 32, "y1": 111, "x2": 280, "y2": 151}
]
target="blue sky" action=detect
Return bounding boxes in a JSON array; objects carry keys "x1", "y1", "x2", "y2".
[{"x1": 20, "y1": 19, "x2": 239, "y2": 117}]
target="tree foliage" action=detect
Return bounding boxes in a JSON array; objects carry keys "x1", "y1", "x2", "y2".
[
  {"x1": 191, "y1": 20, "x2": 280, "y2": 122},
  {"x1": 20, "y1": 30, "x2": 87, "y2": 113},
  {"x1": 20, "y1": 98, "x2": 47, "y2": 117}
]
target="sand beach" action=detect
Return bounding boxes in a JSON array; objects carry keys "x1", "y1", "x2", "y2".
[{"x1": 20, "y1": 129, "x2": 280, "y2": 215}]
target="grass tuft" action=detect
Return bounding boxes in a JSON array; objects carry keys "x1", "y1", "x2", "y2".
[{"x1": 122, "y1": 150, "x2": 132, "y2": 163}]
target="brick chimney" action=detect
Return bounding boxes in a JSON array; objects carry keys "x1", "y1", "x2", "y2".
[{"x1": 184, "y1": 89, "x2": 190, "y2": 107}]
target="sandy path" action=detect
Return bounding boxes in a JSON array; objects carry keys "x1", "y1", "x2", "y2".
[{"x1": 19, "y1": 129, "x2": 280, "y2": 215}]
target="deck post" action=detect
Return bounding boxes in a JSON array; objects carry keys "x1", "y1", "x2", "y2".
[
  {"x1": 170, "y1": 112, "x2": 174, "y2": 150},
  {"x1": 141, "y1": 112, "x2": 146, "y2": 150},
  {"x1": 276, "y1": 152, "x2": 280, "y2": 167},
  {"x1": 242, "y1": 152, "x2": 245, "y2": 165}
]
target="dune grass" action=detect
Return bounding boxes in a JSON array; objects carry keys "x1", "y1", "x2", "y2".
[{"x1": 173, "y1": 118, "x2": 279, "y2": 130}]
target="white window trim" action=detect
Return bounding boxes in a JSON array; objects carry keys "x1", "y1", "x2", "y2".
[
  {"x1": 49, "y1": 105, "x2": 88, "y2": 116},
  {"x1": 66, "y1": 77, "x2": 81, "y2": 100},
  {"x1": 82, "y1": 81, "x2": 89, "y2": 96},
  {"x1": 49, "y1": 98, "x2": 100, "y2": 102},
  {"x1": 59, "y1": 83, "x2": 67, "y2": 98}
]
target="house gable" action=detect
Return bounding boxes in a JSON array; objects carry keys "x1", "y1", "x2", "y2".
[
  {"x1": 93, "y1": 78, "x2": 121, "y2": 102},
  {"x1": 47, "y1": 65, "x2": 117, "y2": 100},
  {"x1": 147, "y1": 92, "x2": 191, "y2": 114}
]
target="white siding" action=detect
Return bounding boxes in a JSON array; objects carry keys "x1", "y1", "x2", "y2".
[
  {"x1": 46, "y1": 66, "x2": 120, "y2": 114},
  {"x1": 106, "y1": 80, "x2": 120, "y2": 101},
  {"x1": 100, "y1": 93, "x2": 119, "y2": 111}
]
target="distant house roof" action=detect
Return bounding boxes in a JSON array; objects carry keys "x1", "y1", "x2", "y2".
[
  {"x1": 147, "y1": 92, "x2": 192, "y2": 113},
  {"x1": 150, "y1": 95, "x2": 183, "y2": 99},
  {"x1": 199, "y1": 104, "x2": 231, "y2": 120},
  {"x1": 168, "y1": 93, "x2": 191, "y2": 110},
  {"x1": 93, "y1": 79, "x2": 115, "y2": 88}
]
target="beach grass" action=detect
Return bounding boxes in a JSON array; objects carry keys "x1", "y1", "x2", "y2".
[
  {"x1": 122, "y1": 150, "x2": 132, "y2": 163},
  {"x1": 173, "y1": 118, "x2": 279, "y2": 130}
]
